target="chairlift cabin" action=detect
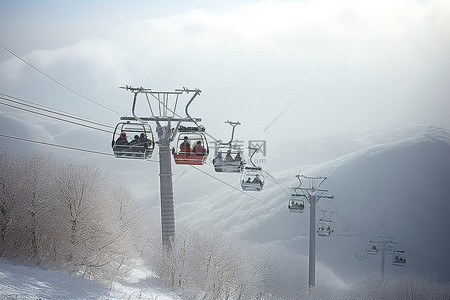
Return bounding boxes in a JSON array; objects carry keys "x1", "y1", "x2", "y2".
[
  {"x1": 240, "y1": 167, "x2": 265, "y2": 191},
  {"x1": 317, "y1": 222, "x2": 333, "y2": 237},
  {"x1": 288, "y1": 175, "x2": 306, "y2": 212},
  {"x1": 213, "y1": 121, "x2": 245, "y2": 173},
  {"x1": 213, "y1": 146, "x2": 244, "y2": 173},
  {"x1": 317, "y1": 210, "x2": 334, "y2": 237},
  {"x1": 288, "y1": 193, "x2": 306, "y2": 213},
  {"x1": 240, "y1": 147, "x2": 264, "y2": 191},
  {"x1": 366, "y1": 242, "x2": 379, "y2": 255},
  {"x1": 392, "y1": 251, "x2": 406, "y2": 266},
  {"x1": 173, "y1": 125, "x2": 209, "y2": 165},
  {"x1": 112, "y1": 121, "x2": 155, "y2": 160}
]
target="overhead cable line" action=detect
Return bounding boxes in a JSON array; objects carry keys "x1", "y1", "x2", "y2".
[
  {"x1": 191, "y1": 164, "x2": 309, "y2": 227},
  {"x1": 0, "y1": 92, "x2": 114, "y2": 129},
  {"x1": 0, "y1": 98, "x2": 112, "y2": 134},
  {"x1": 0, "y1": 133, "x2": 114, "y2": 157},
  {"x1": 317, "y1": 201, "x2": 370, "y2": 243},
  {"x1": 263, "y1": 84, "x2": 311, "y2": 132},
  {"x1": 0, "y1": 44, "x2": 121, "y2": 116}
]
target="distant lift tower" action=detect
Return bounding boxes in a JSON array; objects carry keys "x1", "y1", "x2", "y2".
[
  {"x1": 293, "y1": 175, "x2": 334, "y2": 291},
  {"x1": 120, "y1": 86, "x2": 202, "y2": 249},
  {"x1": 364, "y1": 230, "x2": 406, "y2": 278}
]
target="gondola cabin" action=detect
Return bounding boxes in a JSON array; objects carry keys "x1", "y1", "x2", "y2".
[
  {"x1": 213, "y1": 147, "x2": 244, "y2": 173},
  {"x1": 317, "y1": 222, "x2": 333, "y2": 237},
  {"x1": 366, "y1": 242, "x2": 379, "y2": 255},
  {"x1": 240, "y1": 167, "x2": 264, "y2": 191},
  {"x1": 392, "y1": 251, "x2": 406, "y2": 266},
  {"x1": 288, "y1": 193, "x2": 306, "y2": 213},
  {"x1": 112, "y1": 122, "x2": 154, "y2": 160},
  {"x1": 173, "y1": 126, "x2": 208, "y2": 165}
]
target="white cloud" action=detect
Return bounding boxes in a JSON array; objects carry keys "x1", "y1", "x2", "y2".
[{"x1": 1, "y1": 0, "x2": 449, "y2": 143}]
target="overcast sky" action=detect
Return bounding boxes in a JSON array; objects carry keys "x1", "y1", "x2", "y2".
[{"x1": 1, "y1": 0, "x2": 449, "y2": 153}]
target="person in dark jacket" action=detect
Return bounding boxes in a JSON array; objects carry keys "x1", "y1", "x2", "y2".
[{"x1": 116, "y1": 132, "x2": 128, "y2": 145}]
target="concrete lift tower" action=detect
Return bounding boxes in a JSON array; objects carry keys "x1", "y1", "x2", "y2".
[
  {"x1": 294, "y1": 175, "x2": 334, "y2": 291},
  {"x1": 120, "y1": 86, "x2": 202, "y2": 249}
]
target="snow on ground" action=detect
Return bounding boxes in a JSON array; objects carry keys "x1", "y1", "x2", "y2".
[{"x1": 0, "y1": 258, "x2": 178, "y2": 300}]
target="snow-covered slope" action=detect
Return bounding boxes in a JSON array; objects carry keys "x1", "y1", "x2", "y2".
[
  {"x1": 175, "y1": 125, "x2": 450, "y2": 282},
  {"x1": 0, "y1": 258, "x2": 177, "y2": 299}
]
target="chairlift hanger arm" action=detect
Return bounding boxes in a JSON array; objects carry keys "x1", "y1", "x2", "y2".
[
  {"x1": 131, "y1": 92, "x2": 146, "y2": 124},
  {"x1": 184, "y1": 89, "x2": 202, "y2": 126},
  {"x1": 248, "y1": 147, "x2": 259, "y2": 168},
  {"x1": 219, "y1": 120, "x2": 241, "y2": 145}
]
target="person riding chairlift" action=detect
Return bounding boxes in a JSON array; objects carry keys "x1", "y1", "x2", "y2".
[
  {"x1": 225, "y1": 150, "x2": 234, "y2": 162},
  {"x1": 116, "y1": 132, "x2": 128, "y2": 145},
  {"x1": 192, "y1": 141, "x2": 204, "y2": 155},
  {"x1": 180, "y1": 136, "x2": 191, "y2": 155}
]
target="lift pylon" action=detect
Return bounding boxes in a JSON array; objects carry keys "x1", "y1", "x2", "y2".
[
  {"x1": 292, "y1": 174, "x2": 334, "y2": 291},
  {"x1": 119, "y1": 86, "x2": 204, "y2": 249}
]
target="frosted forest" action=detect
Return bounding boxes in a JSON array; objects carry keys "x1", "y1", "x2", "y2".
[{"x1": 1, "y1": 125, "x2": 449, "y2": 299}]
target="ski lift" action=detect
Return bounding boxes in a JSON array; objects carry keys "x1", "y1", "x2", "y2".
[
  {"x1": 213, "y1": 121, "x2": 245, "y2": 173},
  {"x1": 366, "y1": 242, "x2": 379, "y2": 255},
  {"x1": 240, "y1": 147, "x2": 264, "y2": 191},
  {"x1": 317, "y1": 210, "x2": 334, "y2": 237},
  {"x1": 288, "y1": 176, "x2": 306, "y2": 212},
  {"x1": 392, "y1": 250, "x2": 406, "y2": 266},
  {"x1": 111, "y1": 121, "x2": 155, "y2": 160},
  {"x1": 173, "y1": 125, "x2": 209, "y2": 165},
  {"x1": 288, "y1": 193, "x2": 306, "y2": 212},
  {"x1": 317, "y1": 223, "x2": 333, "y2": 237}
]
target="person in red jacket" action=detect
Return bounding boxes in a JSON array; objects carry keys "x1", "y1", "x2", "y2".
[
  {"x1": 192, "y1": 141, "x2": 204, "y2": 155},
  {"x1": 180, "y1": 136, "x2": 191, "y2": 155}
]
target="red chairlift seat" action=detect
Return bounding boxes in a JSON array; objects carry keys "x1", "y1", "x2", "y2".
[{"x1": 173, "y1": 126, "x2": 209, "y2": 165}]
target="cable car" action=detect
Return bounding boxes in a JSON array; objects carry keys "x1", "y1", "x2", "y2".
[
  {"x1": 241, "y1": 167, "x2": 264, "y2": 191},
  {"x1": 173, "y1": 125, "x2": 209, "y2": 165},
  {"x1": 112, "y1": 121, "x2": 155, "y2": 159},
  {"x1": 213, "y1": 148, "x2": 244, "y2": 172},
  {"x1": 366, "y1": 242, "x2": 379, "y2": 255},
  {"x1": 317, "y1": 210, "x2": 334, "y2": 237},
  {"x1": 213, "y1": 121, "x2": 245, "y2": 173},
  {"x1": 288, "y1": 175, "x2": 307, "y2": 212},
  {"x1": 392, "y1": 250, "x2": 406, "y2": 266},
  {"x1": 288, "y1": 193, "x2": 306, "y2": 212},
  {"x1": 213, "y1": 147, "x2": 244, "y2": 173},
  {"x1": 317, "y1": 223, "x2": 333, "y2": 237},
  {"x1": 240, "y1": 147, "x2": 264, "y2": 191}
]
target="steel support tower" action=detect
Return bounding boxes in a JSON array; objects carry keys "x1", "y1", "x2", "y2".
[
  {"x1": 120, "y1": 86, "x2": 202, "y2": 249},
  {"x1": 294, "y1": 175, "x2": 334, "y2": 291}
]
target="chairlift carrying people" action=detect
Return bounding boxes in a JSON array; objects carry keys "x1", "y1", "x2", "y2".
[
  {"x1": 288, "y1": 175, "x2": 306, "y2": 213},
  {"x1": 213, "y1": 121, "x2": 245, "y2": 173},
  {"x1": 317, "y1": 210, "x2": 334, "y2": 237},
  {"x1": 111, "y1": 122, "x2": 154, "y2": 160},
  {"x1": 173, "y1": 125, "x2": 208, "y2": 165},
  {"x1": 392, "y1": 250, "x2": 406, "y2": 266},
  {"x1": 240, "y1": 147, "x2": 264, "y2": 191}
]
